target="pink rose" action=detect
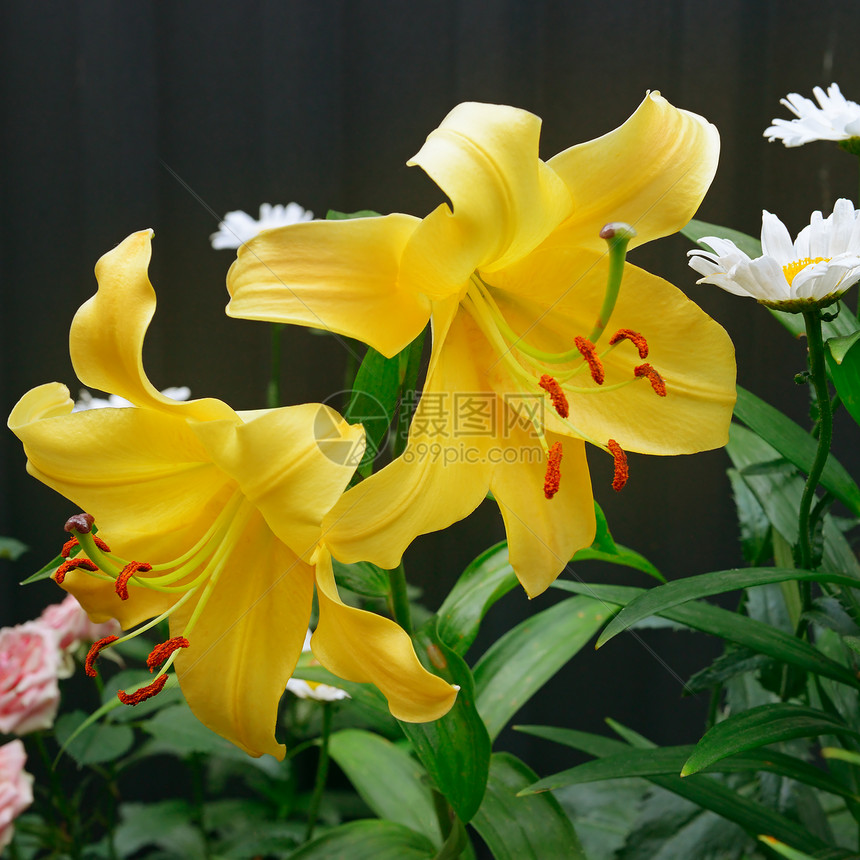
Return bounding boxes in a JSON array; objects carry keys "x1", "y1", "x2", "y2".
[
  {"x1": 0, "y1": 622, "x2": 62, "y2": 734},
  {"x1": 0, "y1": 740, "x2": 34, "y2": 850},
  {"x1": 40, "y1": 593, "x2": 121, "y2": 653}
]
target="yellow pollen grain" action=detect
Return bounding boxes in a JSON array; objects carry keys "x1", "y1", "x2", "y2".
[{"x1": 782, "y1": 256, "x2": 829, "y2": 286}]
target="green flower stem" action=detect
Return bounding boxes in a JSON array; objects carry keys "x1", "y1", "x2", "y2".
[
  {"x1": 797, "y1": 309, "x2": 834, "y2": 580},
  {"x1": 266, "y1": 323, "x2": 284, "y2": 409},
  {"x1": 304, "y1": 702, "x2": 334, "y2": 843},
  {"x1": 588, "y1": 223, "x2": 636, "y2": 345},
  {"x1": 387, "y1": 562, "x2": 413, "y2": 636}
]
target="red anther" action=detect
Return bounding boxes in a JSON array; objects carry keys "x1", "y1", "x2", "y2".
[
  {"x1": 54, "y1": 557, "x2": 98, "y2": 585},
  {"x1": 64, "y1": 513, "x2": 95, "y2": 534},
  {"x1": 574, "y1": 337, "x2": 604, "y2": 385},
  {"x1": 607, "y1": 439, "x2": 628, "y2": 492},
  {"x1": 146, "y1": 637, "x2": 190, "y2": 672},
  {"x1": 85, "y1": 635, "x2": 119, "y2": 678},
  {"x1": 634, "y1": 363, "x2": 667, "y2": 397},
  {"x1": 63, "y1": 535, "x2": 111, "y2": 558},
  {"x1": 538, "y1": 374, "x2": 570, "y2": 419},
  {"x1": 543, "y1": 442, "x2": 563, "y2": 500},
  {"x1": 609, "y1": 329, "x2": 649, "y2": 359},
  {"x1": 117, "y1": 674, "x2": 168, "y2": 706},
  {"x1": 115, "y1": 561, "x2": 152, "y2": 601}
]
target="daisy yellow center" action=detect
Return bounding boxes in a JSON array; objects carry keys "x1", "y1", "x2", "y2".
[{"x1": 783, "y1": 256, "x2": 829, "y2": 286}]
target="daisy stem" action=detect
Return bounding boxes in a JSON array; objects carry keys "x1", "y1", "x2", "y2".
[
  {"x1": 796, "y1": 310, "x2": 833, "y2": 584},
  {"x1": 266, "y1": 323, "x2": 284, "y2": 408},
  {"x1": 304, "y1": 702, "x2": 333, "y2": 843},
  {"x1": 387, "y1": 562, "x2": 413, "y2": 635}
]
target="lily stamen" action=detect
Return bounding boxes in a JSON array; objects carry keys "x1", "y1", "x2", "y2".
[
  {"x1": 609, "y1": 329, "x2": 649, "y2": 359},
  {"x1": 85, "y1": 635, "x2": 119, "y2": 678},
  {"x1": 574, "y1": 337, "x2": 604, "y2": 384},
  {"x1": 635, "y1": 363, "x2": 667, "y2": 396},
  {"x1": 146, "y1": 637, "x2": 190, "y2": 671},
  {"x1": 115, "y1": 561, "x2": 153, "y2": 600},
  {"x1": 118, "y1": 675, "x2": 168, "y2": 705},
  {"x1": 543, "y1": 442, "x2": 563, "y2": 499},
  {"x1": 607, "y1": 439, "x2": 629, "y2": 491},
  {"x1": 538, "y1": 374, "x2": 569, "y2": 418},
  {"x1": 54, "y1": 557, "x2": 98, "y2": 585}
]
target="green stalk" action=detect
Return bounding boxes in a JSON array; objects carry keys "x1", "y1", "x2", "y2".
[
  {"x1": 796, "y1": 309, "x2": 833, "y2": 581},
  {"x1": 588, "y1": 223, "x2": 636, "y2": 344},
  {"x1": 387, "y1": 562, "x2": 413, "y2": 635},
  {"x1": 266, "y1": 323, "x2": 284, "y2": 409},
  {"x1": 304, "y1": 702, "x2": 334, "y2": 842}
]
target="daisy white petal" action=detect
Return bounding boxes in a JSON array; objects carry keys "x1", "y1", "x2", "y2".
[
  {"x1": 765, "y1": 83, "x2": 860, "y2": 147},
  {"x1": 211, "y1": 203, "x2": 314, "y2": 249},
  {"x1": 688, "y1": 200, "x2": 860, "y2": 310}
]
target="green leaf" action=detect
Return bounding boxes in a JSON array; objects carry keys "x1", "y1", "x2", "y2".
[
  {"x1": 474, "y1": 595, "x2": 609, "y2": 741},
  {"x1": 516, "y1": 725, "x2": 850, "y2": 857},
  {"x1": 291, "y1": 661, "x2": 392, "y2": 718},
  {"x1": 520, "y1": 741, "x2": 858, "y2": 802},
  {"x1": 141, "y1": 703, "x2": 242, "y2": 757},
  {"x1": 827, "y1": 336, "x2": 860, "y2": 428},
  {"x1": 733, "y1": 385, "x2": 860, "y2": 516},
  {"x1": 681, "y1": 218, "x2": 762, "y2": 258},
  {"x1": 436, "y1": 542, "x2": 519, "y2": 656},
  {"x1": 757, "y1": 836, "x2": 818, "y2": 860},
  {"x1": 331, "y1": 558, "x2": 391, "y2": 599},
  {"x1": 470, "y1": 752, "x2": 586, "y2": 859},
  {"x1": 398, "y1": 624, "x2": 491, "y2": 823},
  {"x1": 325, "y1": 209, "x2": 381, "y2": 220},
  {"x1": 727, "y1": 424, "x2": 860, "y2": 577},
  {"x1": 555, "y1": 581, "x2": 859, "y2": 689},
  {"x1": 681, "y1": 703, "x2": 860, "y2": 776},
  {"x1": 19, "y1": 552, "x2": 63, "y2": 585},
  {"x1": 115, "y1": 800, "x2": 206, "y2": 860},
  {"x1": 346, "y1": 346, "x2": 403, "y2": 478},
  {"x1": 285, "y1": 820, "x2": 436, "y2": 859},
  {"x1": 828, "y1": 331, "x2": 860, "y2": 364},
  {"x1": 727, "y1": 469, "x2": 773, "y2": 564},
  {"x1": 328, "y1": 729, "x2": 440, "y2": 844},
  {"x1": 0, "y1": 536, "x2": 27, "y2": 561},
  {"x1": 53, "y1": 710, "x2": 135, "y2": 766},
  {"x1": 596, "y1": 567, "x2": 860, "y2": 649}
]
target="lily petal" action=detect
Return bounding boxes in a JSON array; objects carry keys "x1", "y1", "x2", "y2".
[
  {"x1": 71, "y1": 230, "x2": 235, "y2": 422},
  {"x1": 490, "y1": 430, "x2": 595, "y2": 598},
  {"x1": 547, "y1": 92, "x2": 719, "y2": 253},
  {"x1": 312, "y1": 549, "x2": 457, "y2": 722},
  {"x1": 403, "y1": 102, "x2": 572, "y2": 299},
  {"x1": 191, "y1": 404, "x2": 365, "y2": 562},
  {"x1": 171, "y1": 513, "x2": 314, "y2": 759},
  {"x1": 227, "y1": 215, "x2": 430, "y2": 358},
  {"x1": 324, "y1": 301, "x2": 493, "y2": 568}
]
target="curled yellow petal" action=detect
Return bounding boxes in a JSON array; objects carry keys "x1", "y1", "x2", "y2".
[
  {"x1": 402, "y1": 102, "x2": 571, "y2": 299},
  {"x1": 70, "y1": 230, "x2": 234, "y2": 422},
  {"x1": 227, "y1": 215, "x2": 430, "y2": 358},
  {"x1": 312, "y1": 549, "x2": 457, "y2": 722},
  {"x1": 547, "y1": 91, "x2": 720, "y2": 253}
]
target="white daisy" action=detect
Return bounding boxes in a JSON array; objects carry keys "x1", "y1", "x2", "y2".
[
  {"x1": 73, "y1": 386, "x2": 191, "y2": 412},
  {"x1": 688, "y1": 198, "x2": 860, "y2": 311},
  {"x1": 764, "y1": 83, "x2": 860, "y2": 147},
  {"x1": 286, "y1": 631, "x2": 350, "y2": 702},
  {"x1": 210, "y1": 202, "x2": 314, "y2": 249}
]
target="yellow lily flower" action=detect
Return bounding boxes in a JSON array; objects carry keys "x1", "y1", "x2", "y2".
[
  {"x1": 226, "y1": 93, "x2": 737, "y2": 598},
  {"x1": 8, "y1": 231, "x2": 457, "y2": 759}
]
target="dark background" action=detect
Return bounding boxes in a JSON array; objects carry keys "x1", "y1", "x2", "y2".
[{"x1": 3, "y1": 0, "x2": 860, "y2": 782}]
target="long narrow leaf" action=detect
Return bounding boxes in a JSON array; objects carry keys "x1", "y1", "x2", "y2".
[
  {"x1": 555, "y1": 581, "x2": 859, "y2": 689},
  {"x1": 470, "y1": 753, "x2": 585, "y2": 859},
  {"x1": 733, "y1": 385, "x2": 860, "y2": 516},
  {"x1": 473, "y1": 596, "x2": 608, "y2": 741},
  {"x1": 595, "y1": 568, "x2": 860, "y2": 649},
  {"x1": 516, "y1": 725, "x2": 851, "y2": 857},
  {"x1": 681, "y1": 703, "x2": 860, "y2": 777}
]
